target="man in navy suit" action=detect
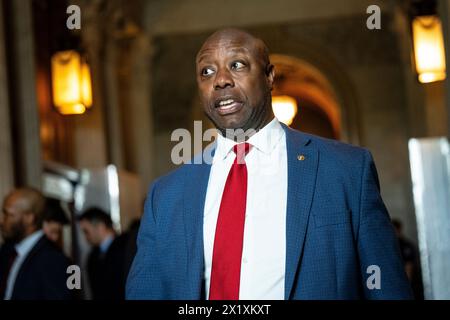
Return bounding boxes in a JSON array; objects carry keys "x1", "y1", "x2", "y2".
[
  {"x1": 78, "y1": 208, "x2": 129, "y2": 300},
  {"x1": 126, "y1": 28, "x2": 413, "y2": 300},
  {"x1": 0, "y1": 188, "x2": 71, "y2": 300}
]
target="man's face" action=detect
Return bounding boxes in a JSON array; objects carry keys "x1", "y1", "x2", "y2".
[
  {"x1": 196, "y1": 31, "x2": 275, "y2": 134},
  {"x1": 0, "y1": 194, "x2": 28, "y2": 243},
  {"x1": 79, "y1": 220, "x2": 101, "y2": 246},
  {"x1": 43, "y1": 221, "x2": 63, "y2": 244}
]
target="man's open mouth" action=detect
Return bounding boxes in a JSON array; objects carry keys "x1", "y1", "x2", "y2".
[{"x1": 214, "y1": 97, "x2": 244, "y2": 115}]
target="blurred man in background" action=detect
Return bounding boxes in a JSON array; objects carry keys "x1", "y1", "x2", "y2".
[
  {"x1": 43, "y1": 198, "x2": 69, "y2": 250},
  {"x1": 392, "y1": 218, "x2": 424, "y2": 299},
  {"x1": 78, "y1": 208, "x2": 128, "y2": 300},
  {"x1": 0, "y1": 187, "x2": 71, "y2": 300},
  {"x1": 124, "y1": 218, "x2": 140, "y2": 279}
]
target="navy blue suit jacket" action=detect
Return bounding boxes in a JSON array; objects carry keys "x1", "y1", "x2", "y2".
[
  {"x1": 126, "y1": 125, "x2": 413, "y2": 299},
  {"x1": 0, "y1": 235, "x2": 72, "y2": 300}
]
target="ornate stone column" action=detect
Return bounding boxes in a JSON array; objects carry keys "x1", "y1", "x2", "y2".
[
  {"x1": 7, "y1": 0, "x2": 43, "y2": 189},
  {"x1": 126, "y1": 33, "x2": 156, "y2": 194},
  {"x1": 76, "y1": 0, "x2": 156, "y2": 195},
  {"x1": 72, "y1": 0, "x2": 109, "y2": 168},
  {"x1": 0, "y1": 1, "x2": 14, "y2": 200}
]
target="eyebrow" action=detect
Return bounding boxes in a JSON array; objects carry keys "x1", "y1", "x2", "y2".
[{"x1": 196, "y1": 46, "x2": 251, "y2": 64}]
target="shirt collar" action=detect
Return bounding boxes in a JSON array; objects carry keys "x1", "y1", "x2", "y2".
[
  {"x1": 215, "y1": 118, "x2": 285, "y2": 160},
  {"x1": 99, "y1": 235, "x2": 114, "y2": 253},
  {"x1": 15, "y1": 230, "x2": 44, "y2": 257}
]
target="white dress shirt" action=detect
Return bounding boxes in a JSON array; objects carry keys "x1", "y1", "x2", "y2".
[
  {"x1": 4, "y1": 230, "x2": 44, "y2": 300},
  {"x1": 203, "y1": 118, "x2": 287, "y2": 300}
]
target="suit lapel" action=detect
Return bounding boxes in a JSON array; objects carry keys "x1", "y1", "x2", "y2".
[
  {"x1": 183, "y1": 148, "x2": 214, "y2": 299},
  {"x1": 283, "y1": 125, "x2": 319, "y2": 299},
  {"x1": 12, "y1": 235, "x2": 46, "y2": 298},
  {"x1": 181, "y1": 128, "x2": 319, "y2": 300}
]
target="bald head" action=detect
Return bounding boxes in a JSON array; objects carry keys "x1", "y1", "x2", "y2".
[
  {"x1": 8, "y1": 187, "x2": 45, "y2": 216},
  {"x1": 195, "y1": 28, "x2": 275, "y2": 136},
  {"x1": 197, "y1": 28, "x2": 270, "y2": 70},
  {"x1": 1, "y1": 187, "x2": 46, "y2": 242}
]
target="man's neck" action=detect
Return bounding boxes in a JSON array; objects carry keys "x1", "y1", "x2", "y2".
[
  {"x1": 16, "y1": 227, "x2": 38, "y2": 243},
  {"x1": 99, "y1": 233, "x2": 115, "y2": 253},
  {"x1": 99, "y1": 231, "x2": 115, "y2": 245},
  {"x1": 15, "y1": 229, "x2": 43, "y2": 253},
  {"x1": 221, "y1": 115, "x2": 275, "y2": 142}
]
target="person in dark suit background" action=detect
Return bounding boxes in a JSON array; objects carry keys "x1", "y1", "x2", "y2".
[
  {"x1": 392, "y1": 218, "x2": 424, "y2": 300},
  {"x1": 126, "y1": 28, "x2": 413, "y2": 300},
  {"x1": 0, "y1": 187, "x2": 71, "y2": 300},
  {"x1": 124, "y1": 219, "x2": 140, "y2": 279},
  {"x1": 42, "y1": 198, "x2": 69, "y2": 250},
  {"x1": 78, "y1": 208, "x2": 128, "y2": 300}
]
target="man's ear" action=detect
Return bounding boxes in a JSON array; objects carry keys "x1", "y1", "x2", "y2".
[{"x1": 266, "y1": 64, "x2": 275, "y2": 90}]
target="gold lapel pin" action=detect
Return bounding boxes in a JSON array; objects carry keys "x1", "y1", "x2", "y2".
[{"x1": 297, "y1": 155, "x2": 305, "y2": 161}]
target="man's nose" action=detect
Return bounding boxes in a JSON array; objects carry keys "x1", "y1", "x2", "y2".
[{"x1": 213, "y1": 68, "x2": 234, "y2": 89}]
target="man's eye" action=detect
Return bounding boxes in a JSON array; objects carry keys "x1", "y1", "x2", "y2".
[
  {"x1": 202, "y1": 68, "x2": 215, "y2": 76},
  {"x1": 231, "y1": 61, "x2": 245, "y2": 70}
]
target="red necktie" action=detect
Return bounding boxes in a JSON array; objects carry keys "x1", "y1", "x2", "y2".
[{"x1": 209, "y1": 142, "x2": 251, "y2": 300}]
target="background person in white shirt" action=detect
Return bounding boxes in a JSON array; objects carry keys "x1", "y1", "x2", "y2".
[{"x1": 0, "y1": 187, "x2": 71, "y2": 300}]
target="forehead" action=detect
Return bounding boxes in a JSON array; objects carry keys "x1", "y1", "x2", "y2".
[
  {"x1": 3, "y1": 194, "x2": 26, "y2": 211},
  {"x1": 196, "y1": 36, "x2": 260, "y2": 63},
  {"x1": 46, "y1": 221, "x2": 63, "y2": 229},
  {"x1": 79, "y1": 220, "x2": 91, "y2": 227}
]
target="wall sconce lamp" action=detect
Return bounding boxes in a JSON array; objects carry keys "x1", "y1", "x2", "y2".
[
  {"x1": 411, "y1": 0, "x2": 447, "y2": 83},
  {"x1": 51, "y1": 50, "x2": 92, "y2": 115},
  {"x1": 272, "y1": 95, "x2": 298, "y2": 126}
]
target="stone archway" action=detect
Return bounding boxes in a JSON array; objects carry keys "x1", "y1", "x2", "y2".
[{"x1": 271, "y1": 54, "x2": 343, "y2": 140}]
